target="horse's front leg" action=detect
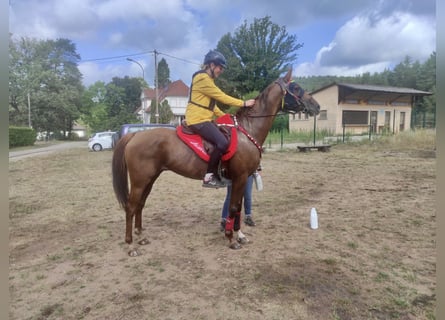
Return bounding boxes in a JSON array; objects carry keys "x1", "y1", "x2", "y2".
[
  {"x1": 225, "y1": 179, "x2": 247, "y2": 249},
  {"x1": 225, "y1": 211, "x2": 242, "y2": 250},
  {"x1": 237, "y1": 229, "x2": 249, "y2": 245}
]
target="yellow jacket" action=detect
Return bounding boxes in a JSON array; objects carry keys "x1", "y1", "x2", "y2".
[{"x1": 185, "y1": 71, "x2": 244, "y2": 125}]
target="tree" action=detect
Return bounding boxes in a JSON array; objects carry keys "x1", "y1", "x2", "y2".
[
  {"x1": 388, "y1": 56, "x2": 419, "y2": 88},
  {"x1": 416, "y1": 52, "x2": 436, "y2": 113},
  {"x1": 150, "y1": 99, "x2": 173, "y2": 124},
  {"x1": 80, "y1": 77, "x2": 142, "y2": 132},
  {"x1": 216, "y1": 16, "x2": 303, "y2": 95},
  {"x1": 9, "y1": 36, "x2": 84, "y2": 138},
  {"x1": 104, "y1": 78, "x2": 140, "y2": 130},
  {"x1": 80, "y1": 81, "x2": 110, "y2": 132},
  {"x1": 158, "y1": 58, "x2": 171, "y2": 88}
]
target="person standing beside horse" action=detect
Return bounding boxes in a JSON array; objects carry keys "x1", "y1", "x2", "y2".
[
  {"x1": 185, "y1": 50, "x2": 255, "y2": 188},
  {"x1": 220, "y1": 174, "x2": 255, "y2": 232}
]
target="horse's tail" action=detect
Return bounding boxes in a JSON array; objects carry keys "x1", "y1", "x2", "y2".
[{"x1": 112, "y1": 133, "x2": 135, "y2": 209}]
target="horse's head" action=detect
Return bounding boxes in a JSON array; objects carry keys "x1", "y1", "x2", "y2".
[{"x1": 282, "y1": 81, "x2": 320, "y2": 116}]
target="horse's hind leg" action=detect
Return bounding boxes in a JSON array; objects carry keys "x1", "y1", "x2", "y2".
[
  {"x1": 124, "y1": 187, "x2": 147, "y2": 256},
  {"x1": 134, "y1": 177, "x2": 158, "y2": 235},
  {"x1": 126, "y1": 178, "x2": 158, "y2": 256}
]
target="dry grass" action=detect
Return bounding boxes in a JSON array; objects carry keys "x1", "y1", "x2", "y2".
[{"x1": 9, "y1": 130, "x2": 436, "y2": 320}]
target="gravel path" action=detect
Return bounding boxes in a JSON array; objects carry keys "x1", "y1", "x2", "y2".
[{"x1": 9, "y1": 141, "x2": 87, "y2": 161}]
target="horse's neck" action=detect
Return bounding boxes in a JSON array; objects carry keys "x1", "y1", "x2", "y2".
[{"x1": 238, "y1": 91, "x2": 283, "y2": 145}]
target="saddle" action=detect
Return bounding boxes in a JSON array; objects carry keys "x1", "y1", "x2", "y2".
[{"x1": 176, "y1": 114, "x2": 238, "y2": 162}]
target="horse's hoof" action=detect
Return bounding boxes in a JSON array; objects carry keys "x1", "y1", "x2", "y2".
[
  {"x1": 229, "y1": 242, "x2": 242, "y2": 250},
  {"x1": 128, "y1": 249, "x2": 141, "y2": 257},
  {"x1": 138, "y1": 238, "x2": 150, "y2": 245},
  {"x1": 237, "y1": 237, "x2": 249, "y2": 245}
]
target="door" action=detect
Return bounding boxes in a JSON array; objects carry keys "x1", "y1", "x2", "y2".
[
  {"x1": 370, "y1": 111, "x2": 378, "y2": 133},
  {"x1": 384, "y1": 111, "x2": 391, "y2": 133},
  {"x1": 400, "y1": 112, "x2": 406, "y2": 131}
]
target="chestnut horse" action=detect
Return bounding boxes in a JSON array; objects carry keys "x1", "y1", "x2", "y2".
[{"x1": 112, "y1": 69, "x2": 320, "y2": 256}]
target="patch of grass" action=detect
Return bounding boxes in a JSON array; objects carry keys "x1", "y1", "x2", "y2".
[
  {"x1": 35, "y1": 274, "x2": 46, "y2": 280},
  {"x1": 392, "y1": 296, "x2": 409, "y2": 308},
  {"x1": 47, "y1": 254, "x2": 62, "y2": 261},
  {"x1": 347, "y1": 241, "x2": 358, "y2": 249},
  {"x1": 37, "y1": 303, "x2": 64, "y2": 319},
  {"x1": 146, "y1": 260, "x2": 165, "y2": 272},
  {"x1": 322, "y1": 258, "x2": 337, "y2": 265},
  {"x1": 375, "y1": 272, "x2": 390, "y2": 283},
  {"x1": 266, "y1": 128, "x2": 335, "y2": 145},
  {"x1": 9, "y1": 201, "x2": 43, "y2": 217},
  {"x1": 367, "y1": 129, "x2": 435, "y2": 150},
  {"x1": 401, "y1": 269, "x2": 417, "y2": 283}
]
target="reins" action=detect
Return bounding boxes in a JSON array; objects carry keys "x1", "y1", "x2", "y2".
[
  {"x1": 218, "y1": 77, "x2": 300, "y2": 156},
  {"x1": 241, "y1": 78, "x2": 290, "y2": 118},
  {"x1": 233, "y1": 115, "x2": 264, "y2": 155}
]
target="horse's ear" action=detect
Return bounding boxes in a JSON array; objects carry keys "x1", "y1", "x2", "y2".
[{"x1": 283, "y1": 68, "x2": 292, "y2": 83}]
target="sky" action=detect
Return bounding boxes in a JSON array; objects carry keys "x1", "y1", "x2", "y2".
[{"x1": 9, "y1": 0, "x2": 436, "y2": 88}]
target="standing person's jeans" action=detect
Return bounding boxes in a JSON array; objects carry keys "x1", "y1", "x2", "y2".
[{"x1": 221, "y1": 175, "x2": 254, "y2": 220}]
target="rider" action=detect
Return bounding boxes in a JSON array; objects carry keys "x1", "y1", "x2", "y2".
[{"x1": 185, "y1": 50, "x2": 255, "y2": 188}]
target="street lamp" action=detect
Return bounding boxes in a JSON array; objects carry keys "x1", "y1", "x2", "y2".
[
  {"x1": 127, "y1": 58, "x2": 147, "y2": 123},
  {"x1": 126, "y1": 58, "x2": 145, "y2": 80}
]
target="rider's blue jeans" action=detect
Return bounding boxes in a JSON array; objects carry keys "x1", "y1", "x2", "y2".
[{"x1": 221, "y1": 175, "x2": 253, "y2": 219}]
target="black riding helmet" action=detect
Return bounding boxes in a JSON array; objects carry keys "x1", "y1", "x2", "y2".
[{"x1": 204, "y1": 50, "x2": 227, "y2": 69}]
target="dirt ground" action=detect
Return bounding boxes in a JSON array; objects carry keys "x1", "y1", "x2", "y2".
[{"x1": 9, "y1": 137, "x2": 436, "y2": 320}]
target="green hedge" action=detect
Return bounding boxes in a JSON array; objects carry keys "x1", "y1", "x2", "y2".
[{"x1": 9, "y1": 126, "x2": 37, "y2": 148}]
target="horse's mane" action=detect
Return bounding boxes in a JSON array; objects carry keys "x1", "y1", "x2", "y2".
[{"x1": 234, "y1": 81, "x2": 275, "y2": 120}]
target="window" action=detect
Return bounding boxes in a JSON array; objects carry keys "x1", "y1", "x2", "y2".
[
  {"x1": 293, "y1": 112, "x2": 309, "y2": 120},
  {"x1": 342, "y1": 110, "x2": 368, "y2": 125},
  {"x1": 318, "y1": 110, "x2": 327, "y2": 120},
  {"x1": 368, "y1": 100, "x2": 385, "y2": 105},
  {"x1": 391, "y1": 101, "x2": 409, "y2": 106}
]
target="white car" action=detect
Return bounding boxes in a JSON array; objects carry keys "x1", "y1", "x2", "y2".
[{"x1": 88, "y1": 131, "x2": 116, "y2": 151}]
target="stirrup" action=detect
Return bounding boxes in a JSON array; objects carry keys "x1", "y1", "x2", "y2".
[{"x1": 202, "y1": 175, "x2": 226, "y2": 188}]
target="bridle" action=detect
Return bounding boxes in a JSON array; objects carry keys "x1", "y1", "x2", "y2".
[
  {"x1": 228, "y1": 78, "x2": 308, "y2": 155},
  {"x1": 280, "y1": 79, "x2": 307, "y2": 114},
  {"x1": 244, "y1": 78, "x2": 307, "y2": 119}
]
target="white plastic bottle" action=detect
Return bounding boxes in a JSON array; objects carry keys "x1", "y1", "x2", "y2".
[
  {"x1": 310, "y1": 207, "x2": 318, "y2": 229},
  {"x1": 253, "y1": 171, "x2": 263, "y2": 191}
]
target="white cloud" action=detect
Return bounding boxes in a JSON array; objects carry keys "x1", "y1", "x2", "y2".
[
  {"x1": 9, "y1": 0, "x2": 436, "y2": 84},
  {"x1": 295, "y1": 11, "x2": 435, "y2": 76}
]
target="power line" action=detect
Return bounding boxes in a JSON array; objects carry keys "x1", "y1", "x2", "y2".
[
  {"x1": 81, "y1": 50, "x2": 201, "y2": 66},
  {"x1": 156, "y1": 51, "x2": 201, "y2": 66},
  {"x1": 81, "y1": 50, "x2": 154, "y2": 62}
]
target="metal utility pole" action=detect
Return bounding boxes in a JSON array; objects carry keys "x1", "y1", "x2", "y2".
[
  {"x1": 27, "y1": 92, "x2": 31, "y2": 128},
  {"x1": 154, "y1": 49, "x2": 159, "y2": 124}
]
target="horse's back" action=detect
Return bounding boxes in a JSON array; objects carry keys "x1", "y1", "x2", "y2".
[
  {"x1": 126, "y1": 128, "x2": 180, "y2": 156},
  {"x1": 125, "y1": 128, "x2": 207, "y2": 178}
]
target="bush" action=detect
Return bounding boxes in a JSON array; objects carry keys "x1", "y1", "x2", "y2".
[{"x1": 9, "y1": 126, "x2": 37, "y2": 148}]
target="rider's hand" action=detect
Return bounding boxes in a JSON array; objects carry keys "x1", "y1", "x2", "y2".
[{"x1": 243, "y1": 99, "x2": 255, "y2": 107}]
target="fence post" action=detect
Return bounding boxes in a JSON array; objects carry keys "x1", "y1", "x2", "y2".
[
  {"x1": 313, "y1": 115, "x2": 317, "y2": 145},
  {"x1": 342, "y1": 122, "x2": 345, "y2": 143}
]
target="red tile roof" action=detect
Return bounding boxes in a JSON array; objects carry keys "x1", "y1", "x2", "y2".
[
  {"x1": 142, "y1": 80, "x2": 189, "y2": 101},
  {"x1": 159, "y1": 80, "x2": 189, "y2": 100}
]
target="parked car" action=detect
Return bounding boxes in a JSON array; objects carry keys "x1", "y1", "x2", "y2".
[
  {"x1": 88, "y1": 131, "x2": 116, "y2": 151},
  {"x1": 111, "y1": 123, "x2": 176, "y2": 148}
]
